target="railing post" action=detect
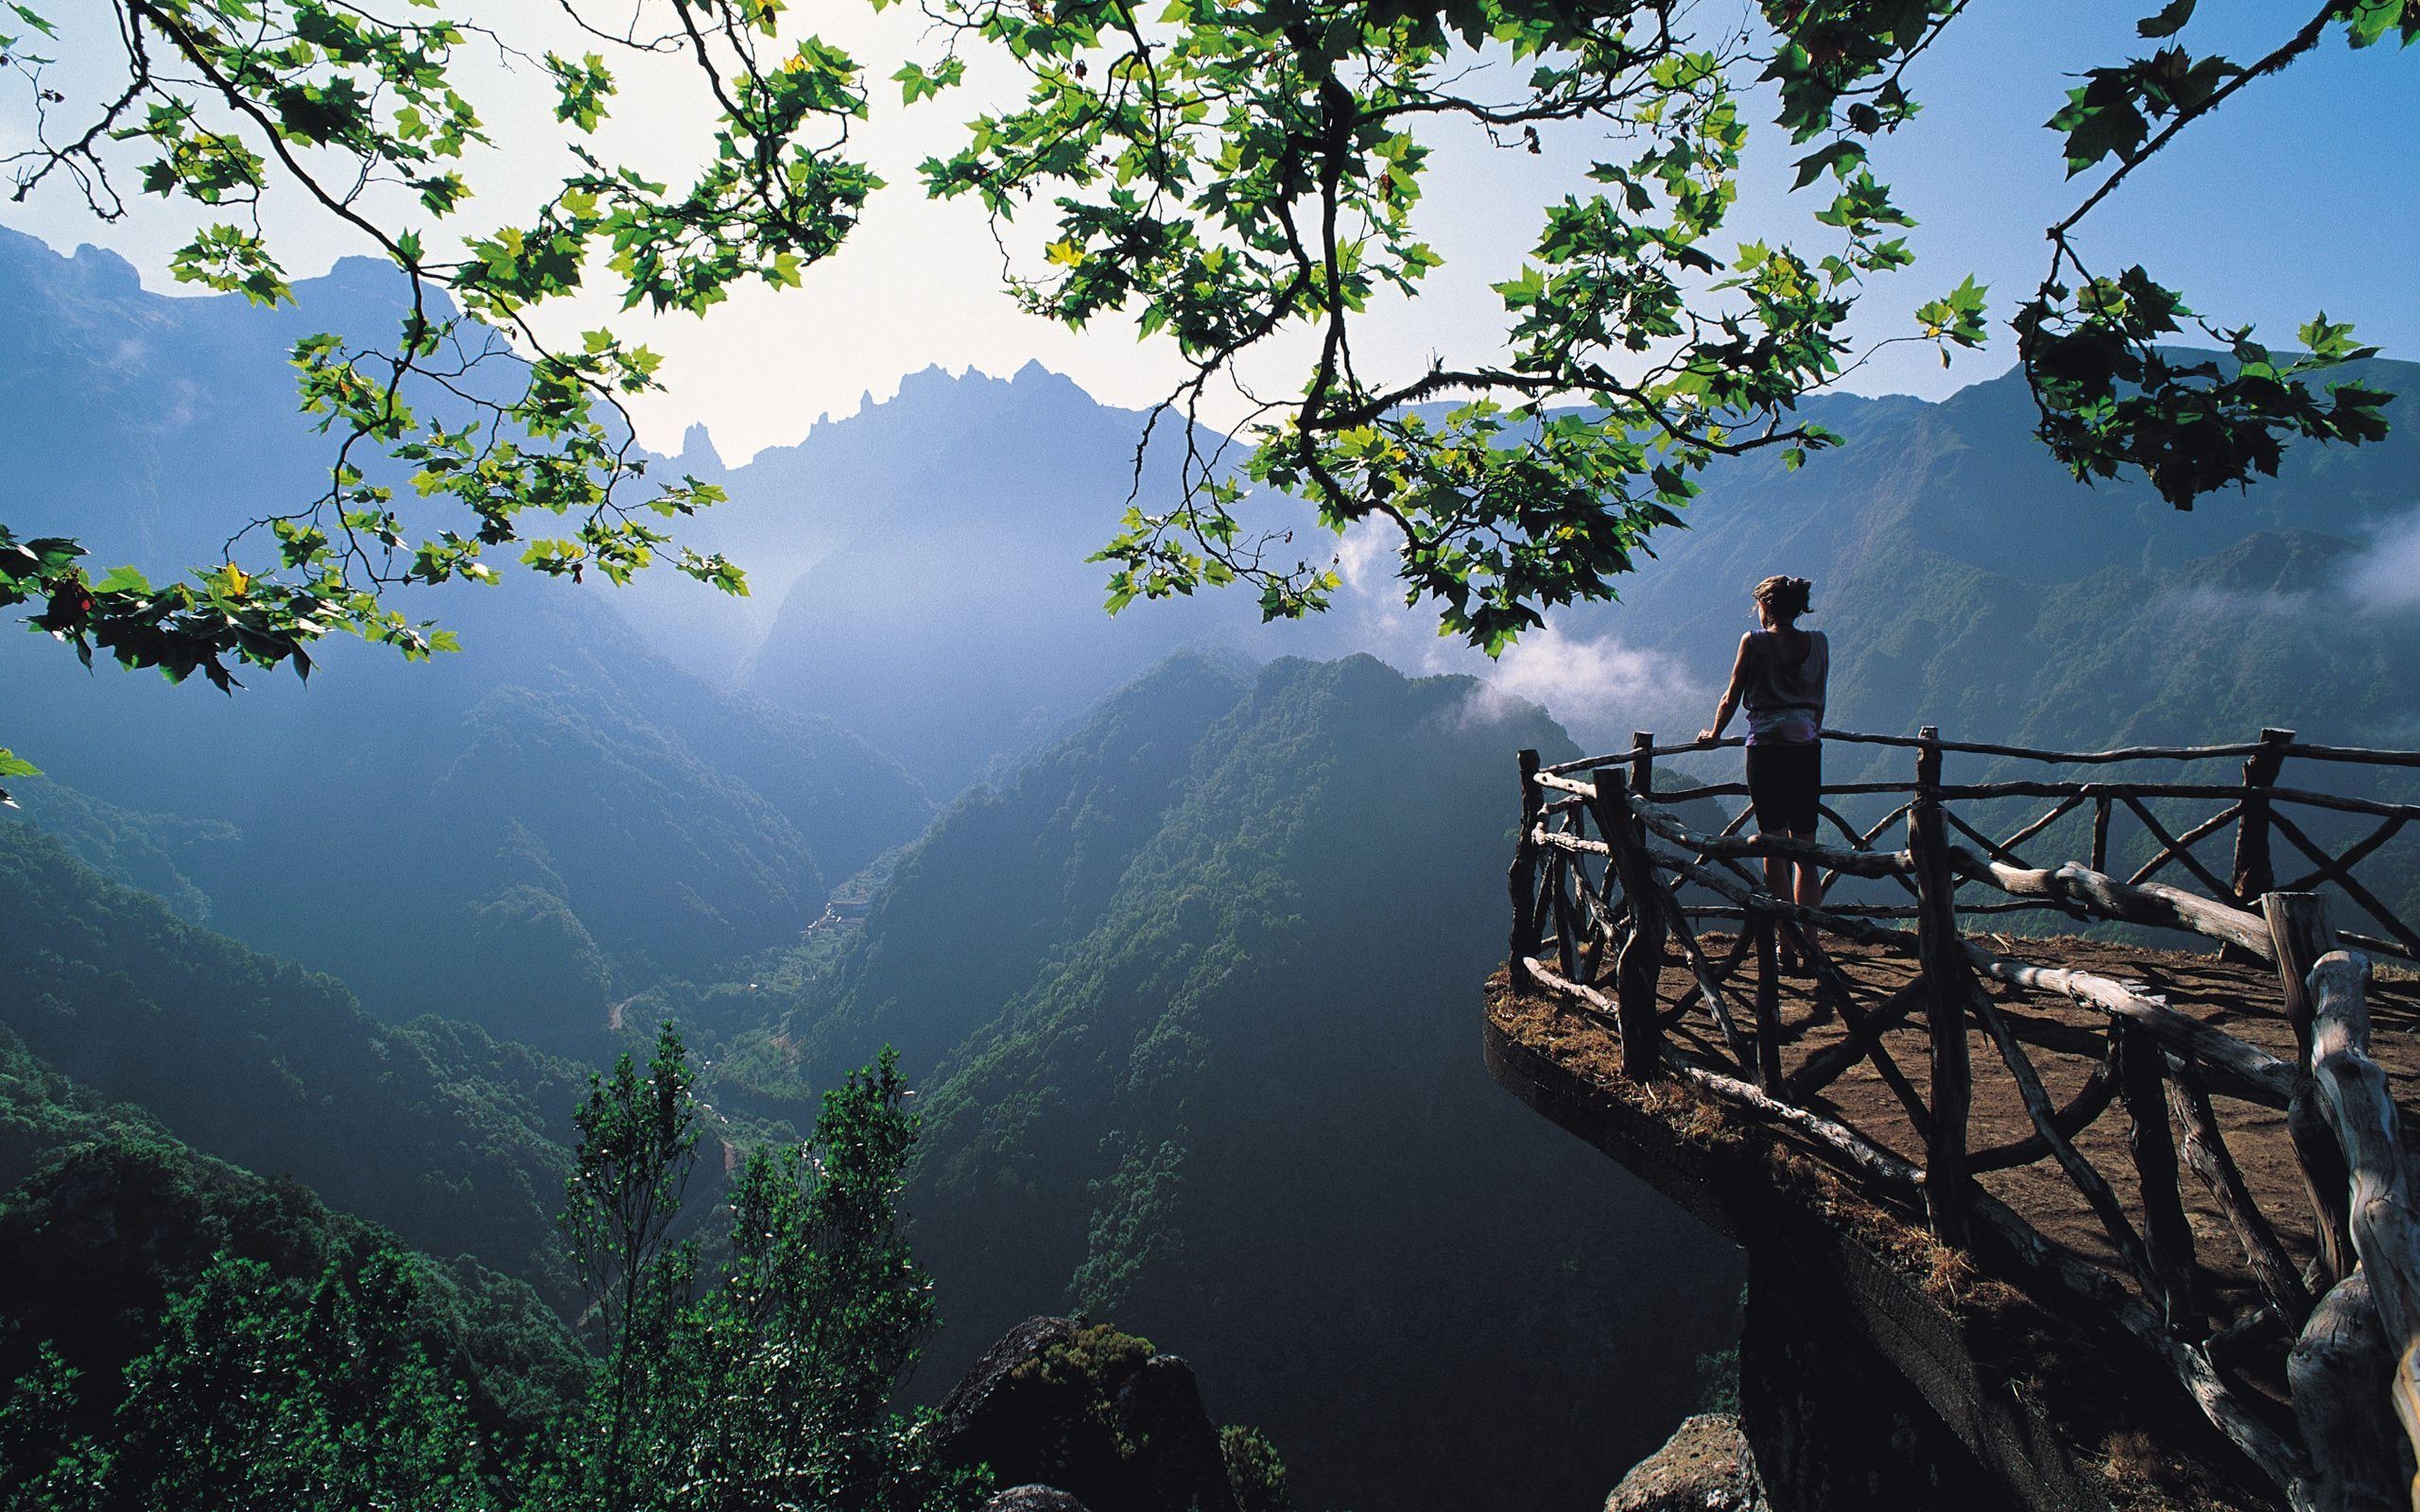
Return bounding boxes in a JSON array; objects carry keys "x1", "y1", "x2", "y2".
[
  {"x1": 1751, "y1": 903, "x2": 1783, "y2": 1091},
  {"x1": 2299, "y1": 950, "x2": 2420, "y2": 1491},
  {"x1": 2090, "y1": 794, "x2": 2112, "y2": 875},
  {"x1": 1508, "y1": 749, "x2": 1543, "y2": 993},
  {"x1": 1551, "y1": 850, "x2": 1582, "y2": 985},
  {"x1": 1630, "y1": 730, "x2": 1654, "y2": 799},
  {"x1": 2232, "y1": 728, "x2": 2294, "y2": 905},
  {"x1": 1910, "y1": 726, "x2": 1973, "y2": 1246},
  {"x1": 2225, "y1": 729, "x2": 2293, "y2": 964},
  {"x1": 1594, "y1": 769, "x2": 1665, "y2": 1080},
  {"x1": 2267, "y1": 889, "x2": 2356, "y2": 1288}
]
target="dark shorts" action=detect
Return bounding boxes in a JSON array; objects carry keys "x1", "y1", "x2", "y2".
[{"x1": 1747, "y1": 740, "x2": 1822, "y2": 835}]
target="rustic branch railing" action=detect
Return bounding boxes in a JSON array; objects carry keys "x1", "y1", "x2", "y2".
[{"x1": 1505, "y1": 727, "x2": 2420, "y2": 1511}]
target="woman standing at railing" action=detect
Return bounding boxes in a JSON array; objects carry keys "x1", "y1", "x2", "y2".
[{"x1": 1700, "y1": 575, "x2": 1829, "y2": 927}]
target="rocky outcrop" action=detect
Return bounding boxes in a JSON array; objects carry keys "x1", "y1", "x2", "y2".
[
  {"x1": 1608, "y1": 1415, "x2": 1767, "y2": 1512},
  {"x1": 983, "y1": 1488, "x2": 1093, "y2": 1512},
  {"x1": 939, "y1": 1317, "x2": 1240, "y2": 1512}
]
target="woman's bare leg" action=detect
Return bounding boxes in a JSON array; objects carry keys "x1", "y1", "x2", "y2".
[{"x1": 1792, "y1": 834, "x2": 1826, "y2": 908}]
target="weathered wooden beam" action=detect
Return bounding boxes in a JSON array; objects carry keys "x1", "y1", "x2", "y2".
[
  {"x1": 2279, "y1": 742, "x2": 2420, "y2": 770},
  {"x1": 1782, "y1": 921, "x2": 1930, "y2": 1143},
  {"x1": 1548, "y1": 852, "x2": 1582, "y2": 984},
  {"x1": 2232, "y1": 728, "x2": 2293, "y2": 909},
  {"x1": 1655, "y1": 888, "x2": 1754, "y2": 1067},
  {"x1": 1945, "y1": 845, "x2": 2274, "y2": 959},
  {"x1": 1995, "y1": 793, "x2": 2086, "y2": 862},
  {"x1": 2278, "y1": 814, "x2": 2409, "y2": 901},
  {"x1": 1531, "y1": 826, "x2": 1608, "y2": 855},
  {"x1": 1932, "y1": 779, "x2": 2420, "y2": 825},
  {"x1": 1820, "y1": 730, "x2": 2278, "y2": 765},
  {"x1": 2289, "y1": 1270, "x2": 2411, "y2": 1512},
  {"x1": 1962, "y1": 1191, "x2": 2316, "y2": 1501},
  {"x1": 1862, "y1": 800, "x2": 1919, "y2": 849},
  {"x1": 1969, "y1": 988, "x2": 2162, "y2": 1302},
  {"x1": 1751, "y1": 906, "x2": 1784, "y2": 1092},
  {"x1": 1520, "y1": 956, "x2": 1615, "y2": 1020},
  {"x1": 1962, "y1": 949, "x2": 2296, "y2": 1108},
  {"x1": 1649, "y1": 828, "x2": 2297, "y2": 1106},
  {"x1": 1508, "y1": 748, "x2": 1544, "y2": 993},
  {"x1": 1651, "y1": 843, "x2": 1923, "y2": 955},
  {"x1": 1785, "y1": 977, "x2": 1927, "y2": 1103},
  {"x1": 1550, "y1": 728, "x2": 2420, "y2": 776},
  {"x1": 1628, "y1": 796, "x2": 1915, "y2": 878},
  {"x1": 2120, "y1": 1023, "x2": 2200, "y2": 1330},
  {"x1": 2209, "y1": 1303, "x2": 2287, "y2": 1362},
  {"x1": 2167, "y1": 1054, "x2": 2313, "y2": 1329},
  {"x1": 1912, "y1": 728, "x2": 1973, "y2": 1247},
  {"x1": 2270, "y1": 895, "x2": 2358, "y2": 1293},
  {"x1": 1968, "y1": 1034, "x2": 2121, "y2": 1173},
  {"x1": 2338, "y1": 928, "x2": 2420, "y2": 967},
  {"x1": 2273, "y1": 810, "x2": 2420, "y2": 962},
  {"x1": 1516, "y1": 955, "x2": 1927, "y2": 1197},
  {"x1": 1690, "y1": 899, "x2": 2070, "y2": 921},
  {"x1": 1659, "y1": 1045, "x2": 1927, "y2": 1194},
  {"x1": 1945, "y1": 807, "x2": 2093, "y2": 922},
  {"x1": 2120, "y1": 793, "x2": 2242, "y2": 910},
  {"x1": 1594, "y1": 770, "x2": 1665, "y2": 1080},
  {"x1": 2125, "y1": 801, "x2": 2245, "y2": 888},
  {"x1": 1544, "y1": 771, "x2": 1918, "y2": 802},
  {"x1": 2306, "y1": 951, "x2": 2420, "y2": 1482},
  {"x1": 1577, "y1": 858, "x2": 1613, "y2": 988},
  {"x1": 2269, "y1": 893, "x2": 2337, "y2": 1072}
]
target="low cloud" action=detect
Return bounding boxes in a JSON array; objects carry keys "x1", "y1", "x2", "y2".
[
  {"x1": 1445, "y1": 623, "x2": 1710, "y2": 747},
  {"x1": 2347, "y1": 507, "x2": 2420, "y2": 615},
  {"x1": 2153, "y1": 581, "x2": 2311, "y2": 627},
  {"x1": 1323, "y1": 517, "x2": 1709, "y2": 743},
  {"x1": 1493, "y1": 624, "x2": 1709, "y2": 728}
]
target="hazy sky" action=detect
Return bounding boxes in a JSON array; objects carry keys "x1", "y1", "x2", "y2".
[{"x1": 6, "y1": 1, "x2": 2414, "y2": 463}]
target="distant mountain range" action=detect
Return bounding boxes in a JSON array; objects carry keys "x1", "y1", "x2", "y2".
[{"x1": 16, "y1": 220, "x2": 2413, "y2": 801}]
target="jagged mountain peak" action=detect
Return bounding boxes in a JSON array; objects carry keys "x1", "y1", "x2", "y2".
[{"x1": 675, "y1": 420, "x2": 727, "y2": 475}]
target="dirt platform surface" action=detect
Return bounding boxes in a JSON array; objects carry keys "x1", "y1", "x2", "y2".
[{"x1": 1490, "y1": 934, "x2": 2420, "y2": 1434}]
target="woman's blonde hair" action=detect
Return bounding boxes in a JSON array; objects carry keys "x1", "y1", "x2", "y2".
[{"x1": 1754, "y1": 575, "x2": 1814, "y2": 620}]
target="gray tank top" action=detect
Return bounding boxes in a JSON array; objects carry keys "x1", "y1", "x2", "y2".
[{"x1": 1744, "y1": 629, "x2": 1826, "y2": 745}]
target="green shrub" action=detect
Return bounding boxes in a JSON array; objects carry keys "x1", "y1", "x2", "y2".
[{"x1": 1221, "y1": 1424, "x2": 1295, "y2": 1512}]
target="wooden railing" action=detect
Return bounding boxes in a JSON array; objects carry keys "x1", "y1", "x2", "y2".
[{"x1": 1505, "y1": 728, "x2": 2420, "y2": 1511}]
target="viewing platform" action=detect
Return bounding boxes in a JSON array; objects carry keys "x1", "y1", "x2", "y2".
[{"x1": 1486, "y1": 729, "x2": 2420, "y2": 1512}]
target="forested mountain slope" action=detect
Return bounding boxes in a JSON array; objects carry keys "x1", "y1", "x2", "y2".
[
  {"x1": 1, "y1": 231, "x2": 933, "y2": 1044},
  {"x1": 655, "y1": 654, "x2": 1742, "y2": 1512},
  {"x1": 0, "y1": 1053, "x2": 585, "y2": 1467},
  {"x1": 690, "y1": 651, "x2": 1258, "y2": 1105},
  {"x1": 0, "y1": 819, "x2": 586, "y2": 1297}
]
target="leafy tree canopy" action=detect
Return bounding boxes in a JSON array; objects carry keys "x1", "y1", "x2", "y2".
[
  {"x1": 0, "y1": 0, "x2": 2404, "y2": 773},
  {"x1": 914, "y1": 0, "x2": 2404, "y2": 649},
  {"x1": 0, "y1": 1028, "x2": 986, "y2": 1512}
]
